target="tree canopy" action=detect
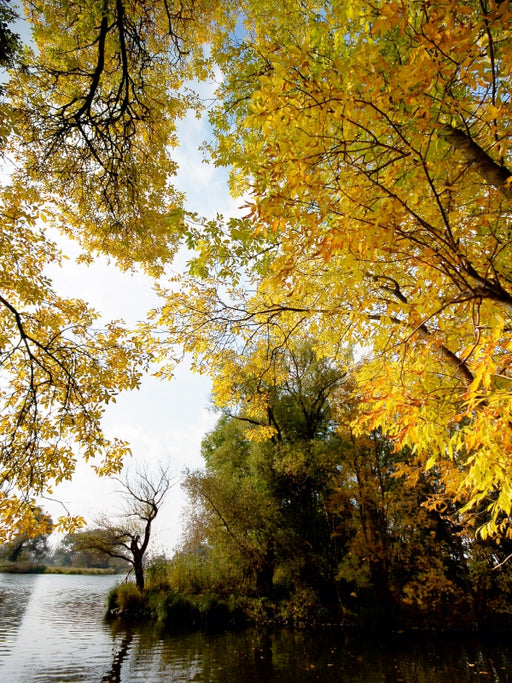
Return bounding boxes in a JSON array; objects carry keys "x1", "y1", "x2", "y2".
[
  {"x1": 0, "y1": 0, "x2": 217, "y2": 538},
  {"x1": 1, "y1": 0, "x2": 512, "y2": 540},
  {"x1": 152, "y1": 0, "x2": 512, "y2": 537},
  {"x1": 176, "y1": 337, "x2": 512, "y2": 629}
]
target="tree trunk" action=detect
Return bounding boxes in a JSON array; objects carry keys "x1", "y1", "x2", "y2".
[
  {"x1": 134, "y1": 561, "x2": 145, "y2": 591},
  {"x1": 131, "y1": 537, "x2": 145, "y2": 591}
]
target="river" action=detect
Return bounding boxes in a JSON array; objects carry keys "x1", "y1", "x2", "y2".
[{"x1": 1, "y1": 572, "x2": 512, "y2": 681}]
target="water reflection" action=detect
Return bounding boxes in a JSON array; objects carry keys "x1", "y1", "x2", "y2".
[
  {"x1": 1, "y1": 573, "x2": 512, "y2": 682},
  {"x1": 0, "y1": 574, "x2": 39, "y2": 661},
  {"x1": 102, "y1": 629, "x2": 134, "y2": 683},
  {"x1": 99, "y1": 622, "x2": 512, "y2": 683},
  {"x1": 0, "y1": 573, "x2": 118, "y2": 682}
]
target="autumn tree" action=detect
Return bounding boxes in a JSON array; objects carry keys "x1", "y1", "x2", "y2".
[
  {"x1": 0, "y1": 0, "x2": 228, "y2": 538},
  {"x1": 184, "y1": 418, "x2": 281, "y2": 599},
  {"x1": 179, "y1": 333, "x2": 509, "y2": 627},
  {"x1": 0, "y1": 187, "x2": 145, "y2": 539},
  {"x1": 0, "y1": 0, "x2": 20, "y2": 68},
  {"x1": 327, "y1": 428, "x2": 476, "y2": 626},
  {"x1": 7, "y1": 0, "x2": 219, "y2": 271},
  {"x1": 150, "y1": 0, "x2": 512, "y2": 536},
  {"x1": 0, "y1": 506, "x2": 53, "y2": 563},
  {"x1": 2, "y1": 0, "x2": 512, "y2": 549}
]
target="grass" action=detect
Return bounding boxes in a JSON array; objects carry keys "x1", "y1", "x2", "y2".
[
  {"x1": 0, "y1": 562, "x2": 125, "y2": 575},
  {"x1": 45, "y1": 566, "x2": 124, "y2": 575}
]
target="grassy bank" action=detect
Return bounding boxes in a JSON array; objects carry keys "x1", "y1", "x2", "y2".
[
  {"x1": 0, "y1": 562, "x2": 124, "y2": 575},
  {"x1": 45, "y1": 566, "x2": 123, "y2": 575}
]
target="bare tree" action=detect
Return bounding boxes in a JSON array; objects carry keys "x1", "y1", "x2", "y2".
[{"x1": 77, "y1": 464, "x2": 176, "y2": 590}]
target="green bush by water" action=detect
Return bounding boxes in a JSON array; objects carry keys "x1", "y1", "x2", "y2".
[{"x1": 108, "y1": 582, "x2": 146, "y2": 616}]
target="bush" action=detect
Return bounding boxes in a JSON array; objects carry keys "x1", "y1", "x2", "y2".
[
  {"x1": 144, "y1": 584, "x2": 248, "y2": 629},
  {"x1": 278, "y1": 587, "x2": 323, "y2": 626},
  {"x1": 108, "y1": 582, "x2": 146, "y2": 616},
  {"x1": 145, "y1": 555, "x2": 171, "y2": 591}
]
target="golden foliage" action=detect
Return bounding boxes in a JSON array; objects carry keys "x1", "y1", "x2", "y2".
[{"x1": 157, "y1": 0, "x2": 512, "y2": 535}]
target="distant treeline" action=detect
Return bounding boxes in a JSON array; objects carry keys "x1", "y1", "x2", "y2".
[
  {"x1": 0, "y1": 563, "x2": 120, "y2": 575},
  {"x1": 0, "y1": 522, "x2": 128, "y2": 573}
]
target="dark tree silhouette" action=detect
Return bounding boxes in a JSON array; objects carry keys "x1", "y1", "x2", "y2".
[{"x1": 77, "y1": 465, "x2": 175, "y2": 590}]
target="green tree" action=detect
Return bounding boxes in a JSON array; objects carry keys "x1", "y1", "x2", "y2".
[
  {"x1": 52, "y1": 529, "x2": 129, "y2": 569},
  {"x1": 183, "y1": 339, "x2": 351, "y2": 617}
]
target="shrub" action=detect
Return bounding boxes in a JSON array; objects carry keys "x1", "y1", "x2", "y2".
[
  {"x1": 108, "y1": 582, "x2": 146, "y2": 616},
  {"x1": 278, "y1": 587, "x2": 322, "y2": 626},
  {"x1": 145, "y1": 555, "x2": 171, "y2": 591}
]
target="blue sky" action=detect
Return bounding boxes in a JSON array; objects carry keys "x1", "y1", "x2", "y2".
[{"x1": 44, "y1": 85, "x2": 242, "y2": 554}]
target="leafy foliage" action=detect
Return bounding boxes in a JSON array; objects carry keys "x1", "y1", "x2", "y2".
[
  {"x1": 9, "y1": 0, "x2": 217, "y2": 272},
  {"x1": 0, "y1": 179, "x2": 146, "y2": 538},
  {"x1": 150, "y1": 0, "x2": 512, "y2": 536},
  {"x1": 0, "y1": 0, "x2": 20, "y2": 68},
  {"x1": 0, "y1": 506, "x2": 52, "y2": 563},
  {"x1": 175, "y1": 338, "x2": 512, "y2": 628},
  {"x1": 0, "y1": 0, "x2": 218, "y2": 538},
  {"x1": 0, "y1": 0, "x2": 511, "y2": 566}
]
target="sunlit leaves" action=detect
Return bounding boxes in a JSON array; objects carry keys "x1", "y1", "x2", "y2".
[
  {"x1": 2, "y1": 0, "x2": 512, "y2": 542},
  {"x1": 7, "y1": 0, "x2": 227, "y2": 274},
  {"x1": 158, "y1": 0, "x2": 512, "y2": 536},
  {"x1": 0, "y1": 177, "x2": 149, "y2": 539},
  {"x1": 0, "y1": 0, "x2": 229, "y2": 539}
]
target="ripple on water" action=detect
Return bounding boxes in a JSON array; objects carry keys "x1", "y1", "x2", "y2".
[
  {"x1": 0, "y1": 573, "x2": 119, "y2": 683},
  {"x1": 2, "y1": 574, "x2": 512, "y2": 682}
]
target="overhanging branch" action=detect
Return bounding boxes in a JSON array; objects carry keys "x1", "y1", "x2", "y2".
[{"x1": 441, "y1": 125, "x2": 512, "y2": 197}]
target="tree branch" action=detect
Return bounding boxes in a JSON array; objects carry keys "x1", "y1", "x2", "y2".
[{"x1": 441, "y1": 125, "x2": 512, "y2": 197}]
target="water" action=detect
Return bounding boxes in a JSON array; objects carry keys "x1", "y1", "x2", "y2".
[{"x1": 1, "y1": 573, "x2": 512, "y2": 682}]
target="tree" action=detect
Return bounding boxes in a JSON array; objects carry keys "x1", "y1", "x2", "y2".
[
  {"x1": 185, "y1": 418, "x2": 281, "y2": 599},
  {"x1": 152, "y1": 0, "x2": 512, "y2": 535},
  {"x1": 182, "y1": 338, "x2": 351, "y2": 614},
  {"x1": 182, "y1": 334, "x2": 510, "y2": 627},
  {"x1": 77, "y1": 465, "x2": 174, "y2": 589},
  {"x1": 8, "y1": 0, "x2": 210, "y2": 272},
  {"x1": 0, "y1": 506, "x2": 53, "y2": 563},
  {"x1": 2, "y1": 0, "x2": 511, "y2": 545},
  {"x1": 0, "y1": 0, "x2": 20, "y2": 68},
  {"x1": 52, "y1": 529, "x2": 129, "y2": 569},
  {"x1": 0, "y1": 0, "x2": 222, "y2": 537},
  {"x1": 0, "y1": 191, "x2": 147, "y2": 538},
  {"x1": 0, "y1": 183, "x2": 145, "y2": 538}
]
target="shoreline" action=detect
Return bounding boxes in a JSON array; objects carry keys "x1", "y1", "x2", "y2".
[{"x1": 0, "y1": 563, "x2": 124, "y2": 575}]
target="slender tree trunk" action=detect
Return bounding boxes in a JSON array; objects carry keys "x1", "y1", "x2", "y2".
[{"x1": 131, "y1": 537, "x2": 145, "y2": 591}]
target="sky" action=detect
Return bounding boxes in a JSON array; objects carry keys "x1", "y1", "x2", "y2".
[{"x1": 43, "y1": 86, "x2": 242, "y2": 555}]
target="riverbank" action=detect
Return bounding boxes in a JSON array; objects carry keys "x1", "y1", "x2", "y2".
[
  {"x1": 0, "y1": 562, "x2": 123, "y2": 575},
  {"x1": 107, "y1": 570, "x2": 512, "y2": 634}
]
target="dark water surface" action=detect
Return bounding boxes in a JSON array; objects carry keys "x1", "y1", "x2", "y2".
[{"x1": 1, "y1": 573, "x2": 512, "y2": 682}]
